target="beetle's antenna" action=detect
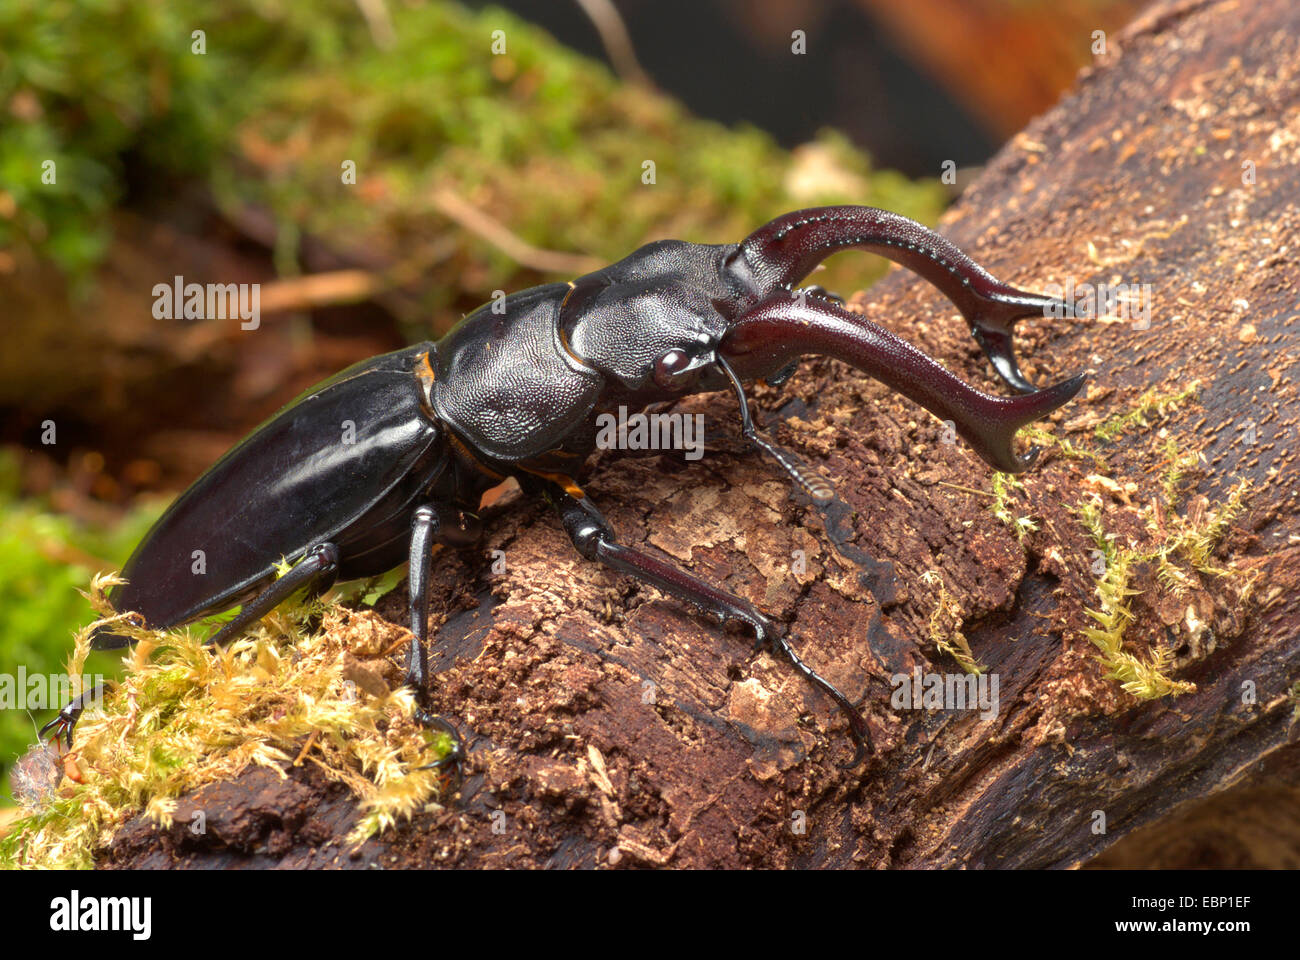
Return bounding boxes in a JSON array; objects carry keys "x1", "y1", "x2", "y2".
[{"x1": 715, "y1": 356, "x2": 834, "y2": 504}]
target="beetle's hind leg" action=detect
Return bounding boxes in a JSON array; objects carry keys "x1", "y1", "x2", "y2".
[
  {"x1": 39, "y1": 681, "x2": 111, "y2": 751},
  {"x1": 544, "y1": 485, "x2": 872, "y2": 766},
  {"x1": 206, "y1": 542, "x2": 341, "y2": 647},
  {"x1": 40, "y1": 545, "x2": 341, "y2": 752}
]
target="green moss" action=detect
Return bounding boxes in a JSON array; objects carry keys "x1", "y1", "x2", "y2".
[
  {"x1": 1079, "y1": 547, "x2": 1194, "y2": 700},
  {"x1": 1073, "y1": 474, "x2": 1253, "y2": 701},
  {"x1": 990, "y1": 471, "x2": 1038, "y2": 541},
  {"x1": 1, "y1": 0, "x2": 944, "y2": 316},
  {"x1": 1020, "y1": 423, "x2": 1108, "y2": 467},
  {"x1": 1094, "y1": 381, "x2": 1201, "y2": 443},
  {"x1": 1157, "y1": 436, "x2": 1201, "y2": 510},
  {"x1": 0, "y1": 453, "x2": 163, "y2": 794}
]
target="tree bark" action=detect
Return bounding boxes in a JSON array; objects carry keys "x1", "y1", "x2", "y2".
[{"x1": 105, "y1": 0, "x2": 1300, "y2": 869}]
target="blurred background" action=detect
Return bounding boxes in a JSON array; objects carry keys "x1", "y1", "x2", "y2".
[{"x1": 0, "y1": 0, "x2": 1140, "y2": 799}]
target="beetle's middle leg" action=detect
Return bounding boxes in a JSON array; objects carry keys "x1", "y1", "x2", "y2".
[
  {"x1": 544, "y1": 486, "x2": 872, "y2": 766},
  {"x1": 406, "y1": 503, "x2": 481, "y2": 772}
]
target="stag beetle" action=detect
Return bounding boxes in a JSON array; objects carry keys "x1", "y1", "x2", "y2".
[{"x1": 42, "y1": 206, "x2": 1084, "y2": 769}]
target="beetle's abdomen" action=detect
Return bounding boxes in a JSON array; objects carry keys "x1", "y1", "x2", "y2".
[
  {"x1": 432, "y1": 284, "x2": 602, "y2": 462},
  {"x1": 109, "y1": 345, "x2": 444, "y2": 632}
]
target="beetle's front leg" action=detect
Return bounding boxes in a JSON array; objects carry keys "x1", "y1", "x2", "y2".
[
  {"x1": 545, "y1": 486, "x2": 872, "y2": 766},
  {"x1": 406, "y1": 504, "x2": 480, "y2": 773},
  {"x1": 716, "y1": 356, "x2": 898, "y2": 605}
]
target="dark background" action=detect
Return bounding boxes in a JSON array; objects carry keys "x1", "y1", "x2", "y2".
[{"x1": 467, "y1": 0, "x2": 993, "y2": 173}]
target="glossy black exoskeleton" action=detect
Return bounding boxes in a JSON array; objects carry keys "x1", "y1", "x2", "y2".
[{"x1": 43, "y1": 206, "x2": 1085, "y2": 769}]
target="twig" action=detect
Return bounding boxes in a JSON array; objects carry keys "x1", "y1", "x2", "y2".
[
  {"x1": 573, "y1": 0, "x2": 653, "y2": 87},
  {"x1": 355, "y1": 0, "x2": 396, "y2": 50},
  {"x1": 937, "y1": 481, "x2": 996, "y2": 498},
  {"x1": 431, "y1": 188, "x2": 603, "y2": 275},
  {"x1": 258, "y1": 269, "x2": 384, "y2": 314},
  {"x1": 293, "y1": 729, "x2": 321, "y2": 767}
]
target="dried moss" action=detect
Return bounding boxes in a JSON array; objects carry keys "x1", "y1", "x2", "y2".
[
  {"x1": 0, "y1": 575, "x2": 452, "y2": 869},
  {"x1": 1074, "y1": 473, "x2": 1254, "y2": 702},
  {"x1": 920, "y1": 570, "x2": 984, "y2": 675}
]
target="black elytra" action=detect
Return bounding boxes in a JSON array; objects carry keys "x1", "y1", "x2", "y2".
[{"x1": 42, "y1": 205, "x2": 1085, "y2": 771}]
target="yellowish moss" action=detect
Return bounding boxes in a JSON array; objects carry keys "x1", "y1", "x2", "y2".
[
  {"x1": 1073, "y1": 474, "x2": 1254, "y2": 701},
  {"x1": 1164, "y1": 478, "x2": 1252, "y2": 577},
  {"x1": 920, "y1": 570, "x2": 984, "y2": 675},
  {"x1": 0, "y1": 574, "x2": 451, "y2": 869},
  {"x1": 990, "y1": 471, "x2": 1038, "y2": 541},
  {"x1": 1094, "y1": 380, "x2": 1202, "y2": 442}
]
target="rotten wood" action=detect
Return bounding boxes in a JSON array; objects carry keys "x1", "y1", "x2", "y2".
[{"x1": 103, "y1": 0, "x2": 1300, "y2": 869}]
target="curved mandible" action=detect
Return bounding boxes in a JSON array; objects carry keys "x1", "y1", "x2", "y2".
[
  {"x1": 720, "y1": 292, "x2": 1085, "y2": 474},
  {"x1": 735, "y1": 206, "x2": 1071, "y2": 393}
]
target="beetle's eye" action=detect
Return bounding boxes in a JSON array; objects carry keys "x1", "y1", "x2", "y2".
[{"x1": 653, "y1": 348, "x2": 692, "y2": 388}]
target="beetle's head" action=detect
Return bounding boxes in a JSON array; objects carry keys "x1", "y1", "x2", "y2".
[
  {"x1": 559, "y1": 214, "x2": 1085, "y2": 475},
  {"x1": 558, "y1": 240, "x2": 741, "y2": 400}
]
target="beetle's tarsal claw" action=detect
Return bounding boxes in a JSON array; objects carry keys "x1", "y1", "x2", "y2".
[
  {"x1": 760, "y1": 628, "x2": 873, "y2": 767},
  {"x1": 413, "y1": 709, "x2": 466, "y2": 789},
  {"x1": 40, "y1": 681, "x2": 109, "y2": 752},
  {"x1": 836, "y1": 734, "x2": 872, "y2": 771},
  {"x1": 39, "y1": 715, "x2": 71, "y2": 751}
]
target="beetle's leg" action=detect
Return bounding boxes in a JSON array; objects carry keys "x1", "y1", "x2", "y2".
[
  {"x1": 406, "y1": 504, "x2": 481, "y2": 775},
  {"x1": 545, "y1": 486, "x2": 872, "y2": 766},
  {"x1": 206, "y1": 542, "x2": 341, "y2": 647},
  {"x1": 733, "y1": 205, "x2": 1073, "y2": 393},
  {"x1": 42, "y1": 547, "x2": 342, "y2": 751},
  {"x1": 406, "y1": 507, "x2": 439, "y2": 697},
  {"x1": 40, "y1": 681, "x2": 110, "y2": 752},
  {"x1": 716, "y1": 355, "x2": 898, "y2": 603}
]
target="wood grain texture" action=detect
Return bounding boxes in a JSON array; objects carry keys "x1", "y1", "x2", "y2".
[{"x1": 105, "y1": 0, "x2": 1300, "y2": 870}]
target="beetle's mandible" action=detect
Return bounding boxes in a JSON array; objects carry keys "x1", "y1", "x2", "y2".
[{"x1": 43, "y1": 206, "x2": 1085, "y2": 770}]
